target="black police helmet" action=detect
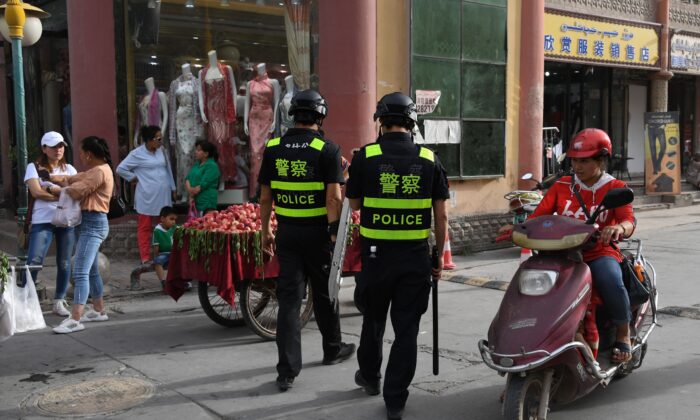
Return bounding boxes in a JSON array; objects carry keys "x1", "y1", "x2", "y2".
[
  {"x1": 289, "y1": 89, "x2": 328, "y2": 118},
  {"x1": 373, "y1": 92, "x2": 418, "y2": 124}
]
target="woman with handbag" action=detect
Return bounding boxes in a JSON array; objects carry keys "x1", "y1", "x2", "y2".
[
  {"x1": 50, "y1": 136, "x2": 114, "y2": 334},
  {"x1": 185, "y1": 140, "x2": 221, "y2": 215},
  {"x1": 23, "y1": 132, "x2": 77, "y2": 317}
]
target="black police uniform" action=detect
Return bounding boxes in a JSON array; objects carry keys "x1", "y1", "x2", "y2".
[
  {"x1": 346, "y1": 132, "x2": 449, "y2": 411},
  {"x1": 258, "y1": 128, "x2": 345, "y2": 379}
]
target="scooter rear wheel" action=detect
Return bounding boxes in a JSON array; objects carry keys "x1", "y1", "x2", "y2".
[{"x1": 503, "y1": 372, "x2": 547, "y2": 420}]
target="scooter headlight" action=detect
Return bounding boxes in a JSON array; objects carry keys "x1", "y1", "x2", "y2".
[{"x1": 518, "y1": 270, "x2": 558, "y2": 296}]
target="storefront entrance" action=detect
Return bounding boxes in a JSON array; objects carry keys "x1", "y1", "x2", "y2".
[
  {"x1": 543, "y1": 62, "x2": 651, "y2": 177},
  {"x1": 668, "y1": 76, "x2": 696, "y2": 172}
]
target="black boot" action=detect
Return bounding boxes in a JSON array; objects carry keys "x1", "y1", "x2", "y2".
[
  {"x1": 322, "y1": 342, "x2": 356, "y2": 365},
  {"x1": 354, "y1": 370, "x2": 380, "y2": 396}
]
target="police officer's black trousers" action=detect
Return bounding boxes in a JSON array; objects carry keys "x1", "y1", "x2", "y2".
[
  {"x1": 275, "y1": 223, "x2": 342, "y2": 378},
  {"x1": 355, "y1": 243, "x2": 431, "y2": 410}
]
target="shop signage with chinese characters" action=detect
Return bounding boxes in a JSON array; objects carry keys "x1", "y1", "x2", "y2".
[
  {"x1": 544, "y1": 11, "x2": 659, "y2": 68},
  {"x1": 670, "y1": 34, "x2": 700, "y2": 74}
]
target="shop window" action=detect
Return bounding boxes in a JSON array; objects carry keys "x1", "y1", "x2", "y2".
[
  {"x1": 461, "y1": 121, "x2": 505, "y2": 176},
  {"x1": 410, "y1": 57, "x2": 460, "y2": 118},
  {"x1": 461, "y1": 63, "x2": 505, "y2": 119},
  {"x1": 411, "y1": 0, "x2": 507, "y2": 177},
  {"x1": 120, "y1": 0, "x2": 318, "y2": 203}
]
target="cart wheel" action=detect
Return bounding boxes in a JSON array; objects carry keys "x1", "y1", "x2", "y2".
[
  {"x1": 197, "y1": 281, "x2": 244, "y2": 327},
  {"x1": 240, "y1": 278, "x2": 314, "y2": 341}
]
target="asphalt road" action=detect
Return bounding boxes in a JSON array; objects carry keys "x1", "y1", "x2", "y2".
[{"x1": 0, "y1": 206, "x2": 698, "y2": 419}]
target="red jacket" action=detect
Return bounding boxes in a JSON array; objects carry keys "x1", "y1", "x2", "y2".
[{"x1": 530, "y1": 174, "x2": 635, "y2": 262}]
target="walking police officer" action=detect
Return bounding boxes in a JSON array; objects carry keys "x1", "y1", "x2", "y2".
[
  {"x1": 346, "y1": 92, "x2": 449, "y2": 420},
  {"x1": 259, "y1": 89, "x2": 356, "y2": 392}
]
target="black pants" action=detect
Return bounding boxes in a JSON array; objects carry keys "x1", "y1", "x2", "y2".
[
  {"x1": 355, "y1": 242, "x2": 431, "y2": 410},
  {"x1": 275, "y1": 223, "x2": 342, "y2": 377},
  {"x1": 647, "y1": 124, "x2": 666, "y2": 174}
]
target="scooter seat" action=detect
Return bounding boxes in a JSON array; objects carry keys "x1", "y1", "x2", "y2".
[{"x1": 513, "y1": 215, "x2": 596, "y2": 251}]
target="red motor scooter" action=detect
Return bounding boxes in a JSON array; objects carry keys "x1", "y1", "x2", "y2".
[{"x1": 479, "y1": 188, "x2": 658, "y2": 420}]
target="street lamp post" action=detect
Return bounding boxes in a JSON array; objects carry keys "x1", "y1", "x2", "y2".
[{"x1": 0, "y1": 0, "x2": 49, "y2": 253}]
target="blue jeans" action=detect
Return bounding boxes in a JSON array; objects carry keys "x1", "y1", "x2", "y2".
[
  {"x1": 24, "y1": 223, "x2": 75, "y2": 300},
  {"x1": 72, "y1": 211, "x2": 109, "y2": 305},
  {"x1": 154, "y1": 252, "x2": 170, "y2": 269},
  {"x1": 588, "y1": 256, "x2": 631, "y2": 325}
]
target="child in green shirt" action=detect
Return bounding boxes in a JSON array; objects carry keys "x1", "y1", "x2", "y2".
[{"x1": 152, "y1": 206, "x2": 179, "y2": 289}]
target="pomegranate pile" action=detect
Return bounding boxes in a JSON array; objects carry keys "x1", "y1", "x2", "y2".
[{"x1": 175, "y1": 203, "x2": 276, "y2": 269}]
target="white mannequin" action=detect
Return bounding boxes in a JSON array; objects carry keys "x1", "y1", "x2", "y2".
[
  {"x1": 279, "y1": 75, "x2": 295, "y2": 136},
  {"x1": 134, "y1": 77, "x2": 168, "y2": 147},
  {"x1": 198, "y1": 50, "x2": 237, "y2": 122},
  {"x1": 182, "y1": 63, "x2": 206, "y2": 129},
  {"x1": 284, "y1": 74, "x2": 295, "y2": 94},
  {"x1": 244, "y1": 63, "x2": 280, "y2": 135}
]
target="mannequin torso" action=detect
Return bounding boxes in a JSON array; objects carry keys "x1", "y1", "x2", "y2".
[
  {"x1": 279, "y1": 75, "x2": 295, "y2": 136},
  {"x1": 135, "y1": 77, "x2": 168, "y2": 147},
  {"x1": 169, "y1": 63, "x2": 205, "y2": 202},
  {"x1": 244, "y1": 63, "x2": 280, "y2": 198},
  {"x1": 198, "y1": 50, "x2": 239, "y2": 184}
]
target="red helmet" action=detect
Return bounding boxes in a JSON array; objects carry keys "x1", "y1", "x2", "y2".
[{"x1": 567, "y1": 128, "x2": 612, "y2": 158}]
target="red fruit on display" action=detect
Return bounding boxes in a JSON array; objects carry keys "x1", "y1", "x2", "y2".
[{"x1": 182, "y1": 203, "x2": 278, "y2": 234}]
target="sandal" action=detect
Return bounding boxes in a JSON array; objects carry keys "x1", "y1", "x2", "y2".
[{"x1": 611, "y1": 341, "x2": 632, "y2": 363}]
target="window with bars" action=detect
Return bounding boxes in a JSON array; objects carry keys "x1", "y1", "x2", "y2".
[{"x1": 411, "y1": 0, "x2": 507, "y2": 177}]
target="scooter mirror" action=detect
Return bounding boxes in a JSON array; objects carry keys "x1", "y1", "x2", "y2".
[
  {"x1": 600, "y1": 188, "x2": 634, "y2": 209},
  {"x1": 587, "y1": 188, "x2": 634, "y2": 224},
  {"x1": 521, "y1": 173, "x2": 534, "y2": 180}
]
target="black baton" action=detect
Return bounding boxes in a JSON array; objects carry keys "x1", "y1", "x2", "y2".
[{"x1": 431, "y1": 246, "x2": 439, "y2": 376}]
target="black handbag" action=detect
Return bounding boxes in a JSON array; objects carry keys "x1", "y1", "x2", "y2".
[
  {"x1": 108, "y1": 195, "x2": 126, "y2": 220},
  {"x1": 108, "y1": 176, "x2": 127, "y2": 220},
  {"x1": 620, "y1": 257, "x2": 651, "y2": 306}
]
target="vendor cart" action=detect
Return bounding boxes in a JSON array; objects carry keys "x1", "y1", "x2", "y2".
[{"x1": 166, "y1": 223, "x2": 361, "y2": 341}]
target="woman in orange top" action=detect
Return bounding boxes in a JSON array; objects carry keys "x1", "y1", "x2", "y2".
[{"x1": 50, "y1": 136, "x2": 114, "y2": 334}]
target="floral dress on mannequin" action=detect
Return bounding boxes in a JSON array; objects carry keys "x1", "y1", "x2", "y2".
[
  {"x1": 202, "y1": 64, "x2": 237, "y2": 184},
  {"x1": 168, "y1": 74, "x2": 203, "y2": 202},
  {"x1": 247, "y1": 73, "x2": 275, "y2": 198}
]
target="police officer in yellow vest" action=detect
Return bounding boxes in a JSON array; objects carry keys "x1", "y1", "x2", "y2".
[
  {"x1": 347, "y1": 92, "x2": 449, "y2": 420},
  {"x1": 259, "y1": 89, "x2": 356, "y2": 392}
]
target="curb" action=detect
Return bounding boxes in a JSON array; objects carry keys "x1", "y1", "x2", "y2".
[
  {"x1": 658, "y1": 306, "x2": 700, "y2": 320},
  {"x1": 443, "y1": 273, "x2": 509, "y2": 291}
]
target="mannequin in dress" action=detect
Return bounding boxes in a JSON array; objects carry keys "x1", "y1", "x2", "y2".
[
  {"x1": 244, "y1": 63, "x2": 280, "y2": 198},
  {"x1": 169, "y1": 63, "x2": 205, "y2": 202},
  {"x1": 199, "y1": 50, "x2": 238, "y2": 184},
  {"x1": 278, "y1": 75, "x2": 295, "y2": 136},
  {"x1": 134, "y1": 77, "x2": 168, "y2": 148}
]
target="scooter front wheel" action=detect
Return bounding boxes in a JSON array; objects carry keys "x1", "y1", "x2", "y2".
[{"x1": 503, "y1": 372, "x2": 547, "y2": 420}]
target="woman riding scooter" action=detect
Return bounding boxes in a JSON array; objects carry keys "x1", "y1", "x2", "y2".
[{"x1": 528, "y1": 128, "x2": 636, "y2": 363}]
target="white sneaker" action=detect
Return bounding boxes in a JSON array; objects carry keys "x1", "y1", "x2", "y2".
[
  {"x1": 53, "y1": 318, "x2": 85, "y2": 334},
  {"x1": 80, "y1": 309, "x2": 109, "y2": 322},
  {"x1": 52, "y1": 299, "x2": 71, "y2": 317}
]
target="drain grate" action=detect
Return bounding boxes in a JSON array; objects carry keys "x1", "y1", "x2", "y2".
[{"x1": 33, "y1": 377, "x2": 155, "y2": 417}]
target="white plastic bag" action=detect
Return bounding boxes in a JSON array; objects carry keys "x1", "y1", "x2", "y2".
[
  {"x1": 11, "y1": 267, "x2": 46, "y2": 333},
  {"x1": 0, "y1": 280, "x2": 15, "y2": 342},
  {"x1": 51, "y1": 189, "x2": 82, "y2": 227}
]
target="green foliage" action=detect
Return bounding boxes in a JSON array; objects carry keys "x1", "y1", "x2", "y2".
[
  {"x1": 0, "y1": 251, "x2": 9, "y2": 295},
  {"x1": 174, "y1": 228, "x2": 265, "y2": 274}
]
